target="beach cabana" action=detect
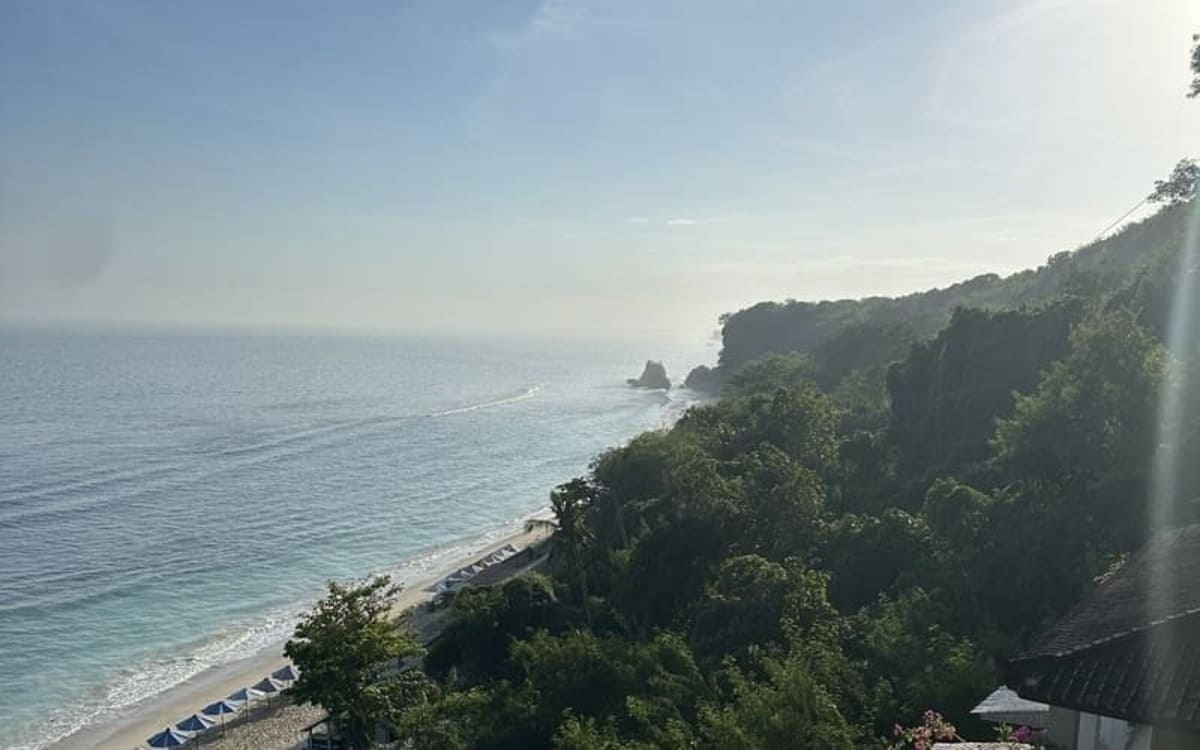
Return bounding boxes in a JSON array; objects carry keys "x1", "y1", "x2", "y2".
[{"x1": 147, "y1": 726, "x2": 191, "y2": 747}]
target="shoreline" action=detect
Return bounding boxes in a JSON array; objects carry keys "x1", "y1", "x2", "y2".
[{"x1": 49, "y1": 524, "x2": 551, "y2": 750}]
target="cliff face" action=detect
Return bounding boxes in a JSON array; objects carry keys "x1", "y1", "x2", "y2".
[{"x1": 627, "y1": 360, "x2": 671, "y2": 390}]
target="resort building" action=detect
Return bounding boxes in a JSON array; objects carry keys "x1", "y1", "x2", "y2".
[{"x1": 1002, "y1": 524, "x2": 1200, "y2": 750}]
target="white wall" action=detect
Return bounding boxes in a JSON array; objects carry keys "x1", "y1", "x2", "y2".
[{"x1": 1075, "y1": 712, "x2": 1153, "y2": 750}]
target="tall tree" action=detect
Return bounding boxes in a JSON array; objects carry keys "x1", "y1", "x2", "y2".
[
  {"x1": 993, "y1": 311, "x2": 1165, "y2": 549},
  {"x1": 284, "y1": 576, "x2": 425, "y2": 748},
  {"x1": 529, "y1": 480, "x2": 596, "y2": 626},
  {"x1": 1148, "y1": 158, "x2": 1199, "y2": 206}
]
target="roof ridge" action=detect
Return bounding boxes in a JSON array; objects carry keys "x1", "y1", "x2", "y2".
[{"x1": 1013, "y1": 606, "x2": 1200, "y2": 662}]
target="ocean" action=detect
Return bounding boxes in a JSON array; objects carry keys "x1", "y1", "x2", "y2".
[{"x1": 0, "y1": 327, "x2": 709, "y2": 749}]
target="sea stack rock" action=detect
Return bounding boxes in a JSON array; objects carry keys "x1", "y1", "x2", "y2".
[
  {"x1": 683, "y1": 364, "x2": 721, "y2": 393},
  {"x1": 627, "y1": 360, "x2": 671, "y2": 390}
]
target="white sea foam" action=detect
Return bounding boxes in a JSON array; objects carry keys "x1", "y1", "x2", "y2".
[
  {"x1": 428, "y1": 385, "x2": 542, "y2": 417},
  {"x1": 0, "y1": 330, "x2": 707, "y2": 750},
  {"x1": 22, "y1": 507, "x2": 554, "y2": 750},
  {"x1": 18, "y1": 604, "x2": 305, "y2": 750}
]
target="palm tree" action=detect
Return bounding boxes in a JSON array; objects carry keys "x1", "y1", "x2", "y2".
[{"x1": 527, "y1": 479, "x2": 595, "y2": 627}]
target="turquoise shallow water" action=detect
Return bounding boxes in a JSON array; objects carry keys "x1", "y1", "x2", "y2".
[{"x1": 0, "y1": 328, "x2": 707, "y2": 749}]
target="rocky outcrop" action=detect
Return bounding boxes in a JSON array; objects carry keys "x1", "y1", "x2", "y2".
[
  {"x1": 627, "y1": 360, "x2": 671, "y2": 390},
  {"x1": 682, "y1": 364, "x2": 722, "y2": 393}
]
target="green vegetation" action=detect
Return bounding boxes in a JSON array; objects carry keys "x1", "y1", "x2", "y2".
[
  {"x1": 351, "y1": 194, "x2": 1195, "y2": 748},
  {"x1": 694, "y1": 201, "x2": 1197, "y2": 394},
  {"x1": 1150, "y1": 159, "x2": 1199, "y2": 206},
  {"x1": 288, "y1": 38, "x2": 1200, "y2": 750},
  {"x1": 284, "y1": 576, "x2": 427, "y2": 748},
  {"x1": 287, "y1": 195, "x2": 1199, "y2": 747}
]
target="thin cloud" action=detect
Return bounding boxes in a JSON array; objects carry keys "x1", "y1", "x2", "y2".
[
  {"x1": 924, "y1": 0, "x2": 1083, "y2": 131},
  {"x1": 489, "y1": 0, "x2": 606, "y2": 50},
  {"x1": 625, "y1": 215, "x2": 743, "y2": 228}
]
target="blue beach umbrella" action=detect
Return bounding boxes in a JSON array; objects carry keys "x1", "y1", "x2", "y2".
[
  {"x1": 147, "y1": 726, "x2": 190, "y2": 747},
  {"x1": 228, "y1": 686, "x2": 265, "y2": 717},
  {"x1": 201, "y1": 699, "x2": 240, "y2": 717},
  {"x1": 252, "y1": 676, "x2": 283, "y2": 708},
  {"x1": 227, "y1": 686, "x2": 264, "y2": 704},
  {"x1": 271, "y1": 664, "x2": 299, "y2": 683},
  {"x1": 200, "y1": 699, "x2": 240, "y2": 733},
  {"x1": 176, "y1": 713, "x2": 215, "y2": 732}
]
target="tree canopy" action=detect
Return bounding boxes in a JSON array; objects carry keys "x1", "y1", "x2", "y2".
[
  {"x1": 294, "y1": 40, "x2": 1200, "y2": 745},
  {"x1": 284, "y1": 576, "x2": 425, "y2": 748},
  {"x1": 1148, "y1": 158, "x2": 1199, "y2": 205}
]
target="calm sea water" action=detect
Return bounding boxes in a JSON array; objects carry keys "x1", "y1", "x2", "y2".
[{"x1": 0, "y1": 328, "x2": 709, "y2": 749}]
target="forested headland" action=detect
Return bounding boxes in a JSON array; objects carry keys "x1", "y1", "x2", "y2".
[
  {"x1": 282, "y1": 43, "x2": 1200, "y2": 750},
  {"x1": 282, "y1": 188, "x2": 1200, "y2": 749}
]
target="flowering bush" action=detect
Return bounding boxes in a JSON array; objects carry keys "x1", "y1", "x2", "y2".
[
  {"x1": 887, "y1": 709, "x2": 959, "y2": 750},
  {"x1": 996, "y1": 722, "x2": 1048, "y2": 746}
]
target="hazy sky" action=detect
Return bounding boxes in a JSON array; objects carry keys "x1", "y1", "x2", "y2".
[{"x1": 2, "y1": 0, "x2": 1199, "y2": 338}]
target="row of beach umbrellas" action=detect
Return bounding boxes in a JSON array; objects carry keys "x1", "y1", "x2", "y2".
[{"x1": 146, "y1": 665, "x2": 300, "y2": 748}]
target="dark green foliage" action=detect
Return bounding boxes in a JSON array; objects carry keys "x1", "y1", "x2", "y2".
[
  {"x1": 507, "y1": 631, "x2": 706, "y2": 748},
  {"x1": 1149, "y1": 159, "x2": 1199, "y2": 205},
  {"x1": 820, "y1": 510, "x2": 936, "y2": 612},
  {"x1": 810, "y1": 322, "x2": 917, "y2": 389},
  {"x1": 683, "y1": 384, "x2": 840, "y2": 473},
  {"x1": 920, "y1": 478, "x2": 992, "y2": 542},
  {"x1": 729, "y1": 445, "x2": 825, "y2": 561},
  {"x1": 993, "y1": 310, "x2": 1165, "y2": 549},
  {"x1": 689, "y1": 555, "x2": 835, "y2": 663},
  {"x1": 846, "y1": 590, "x2": 993, "y2": 740},
  {"x1": 713, "y1": 203, "x2": 1194, "y2": 386},
  {"x1": 382, "y1": 203, "x2": 1200, "y2": 748},
  {"x1": 529, "y1": 480, "x2": 598, "y2": 626},
  {"x1": 834, "y1": 427, "x2": 894, "y2": 515},
  {"x1": 613, "y1": 513, "x2": 729, "y2": 632},
  {"x1": 724, "y1": 352, "x2": 817, "y2": 398},
  {"x1": 887, "y1": 302, "x2": 1080, "y2": 473},
  {"x1": 698, "y1": 650, "x2": 855, "y2": 749},
  {"x1": 284, "y1": 576, "x2": 426, "y2": 749},
  {"x1": 426, "y1": 573, "x2": 562, "y2": 682},
  {"x1": 831, "y1": 365, "x2": 892, "y2": 432}
]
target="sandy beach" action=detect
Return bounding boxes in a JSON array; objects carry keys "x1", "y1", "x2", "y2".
[{"x1": 50, "y1": 526, "x2": 551, "y2": 750}]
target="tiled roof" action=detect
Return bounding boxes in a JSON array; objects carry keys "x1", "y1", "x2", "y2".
[
  {"x1": 1007, "y1": 614, "x2": 1200, "y2": 728},
  {"x1": 1005, "y1": 524, "x2": 1200, "y2": 729},
  {"x1": 1023, "y1": 524, "x2": 1200, "y2": 658}
]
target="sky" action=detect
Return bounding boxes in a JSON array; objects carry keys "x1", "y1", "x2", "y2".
[{"x1": 2, "y1": 0, "x2": 1199, "y2": 339}]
